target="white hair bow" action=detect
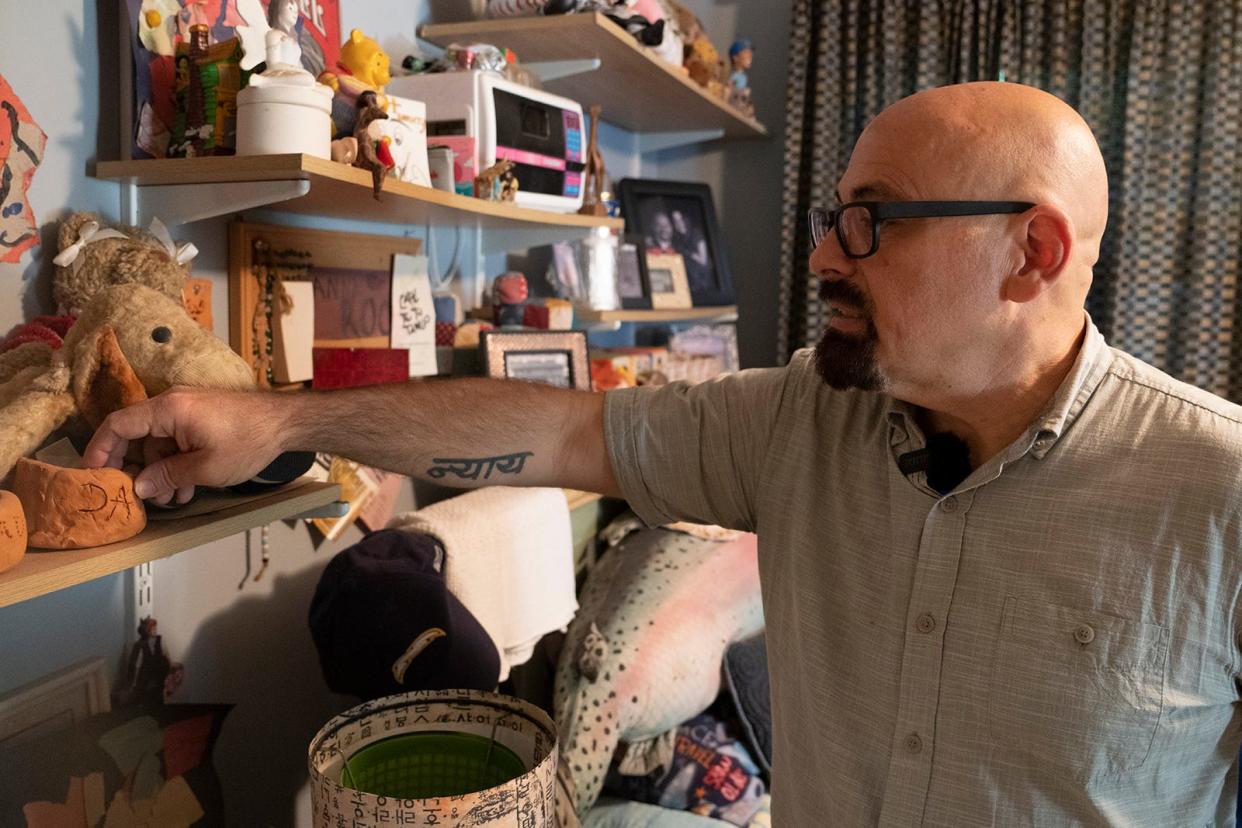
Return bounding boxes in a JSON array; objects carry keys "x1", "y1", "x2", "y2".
[{"x1": 52, "y1": 217, "x2": 198, "y2": 268}]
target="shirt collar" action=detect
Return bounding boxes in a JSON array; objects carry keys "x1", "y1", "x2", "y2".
[{"x1": 884, "y1": 312, "x2": 1112, "y2": 460}]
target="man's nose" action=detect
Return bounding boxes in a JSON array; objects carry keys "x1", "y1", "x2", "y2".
[{"x1": 809, "y1": 231, "x2": 853, "y2": 281}]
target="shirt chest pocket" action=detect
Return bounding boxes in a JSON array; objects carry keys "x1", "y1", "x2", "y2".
[{"x1": 987, "y1": 596, "x2": 1169, "y2": 785}]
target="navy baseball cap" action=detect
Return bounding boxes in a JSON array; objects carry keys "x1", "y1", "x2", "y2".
[{"x1": 308, "y1": 529, "x2": 500, "y2": 700}]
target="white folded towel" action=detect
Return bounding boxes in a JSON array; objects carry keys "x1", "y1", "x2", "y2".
[{"x1": 389, "y1": 486, "x2": 578, "y2": 681}]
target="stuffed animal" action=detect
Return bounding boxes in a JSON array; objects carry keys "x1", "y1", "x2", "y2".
[
  {"x1": 0, "y1": 214, "x2": 255, "y2": 480},
  {"x1": 553, "y1": 522, "x2": 763, "y2": 817},
  {"x1": 317, "y1": 28, "x2": 392, "y2": 138},
  {"x1": 52, "y1": 212, "x2": 191, "y2": 316}
]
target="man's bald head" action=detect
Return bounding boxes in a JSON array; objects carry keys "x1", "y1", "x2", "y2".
[
  {"x1": 859, "y1": 82, "x2": 1109, "y2": 274},
  {"x1": 814, "y1": 83, "x2": 1110, "y2": 404}
]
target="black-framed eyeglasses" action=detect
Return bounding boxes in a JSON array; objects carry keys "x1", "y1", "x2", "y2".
[{"x1": 808, "y1": 201, "x2": 1035, "y2": 259}]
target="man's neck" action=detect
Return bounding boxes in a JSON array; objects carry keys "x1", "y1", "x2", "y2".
[{"x1": 914, "y1": 322, "x2": 1087, "y2": 471}]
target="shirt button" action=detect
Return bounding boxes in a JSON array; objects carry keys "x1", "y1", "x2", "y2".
[
  {"x1": 915, "y1": 613, "x2": 936, "y2": 634},
  {"x1": 941, "y1": 496, "x2": 958, "y2": 513},
  {"x1": 904, "y1": 733, "x2": 923, "y2": 754},
  {"x1": 1074, "y1": 624, "x2": 1096, "y2": 644}
]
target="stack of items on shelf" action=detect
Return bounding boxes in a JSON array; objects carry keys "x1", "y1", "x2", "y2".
[
  {"x1": 481, "y1": 0, "x2": 757, "y2": 119},
  {"x1": 591, "y1": 324, "x2": 739, "y2": 391},
  {"x1": 126, "y1": 3, "x2": 605, "y2": 212}
]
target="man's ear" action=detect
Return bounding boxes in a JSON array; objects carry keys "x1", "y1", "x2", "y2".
[
  {"x1": 1003, "y1": 206, "x2": 1073, "y2": 303},
  {"x1": 73, "y1": 325, "x2": 149, "y2": 429}
]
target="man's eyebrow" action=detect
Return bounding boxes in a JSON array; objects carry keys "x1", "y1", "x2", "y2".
[{"x1": 845, "y1": 183, "x2": 902, "y2": 201}]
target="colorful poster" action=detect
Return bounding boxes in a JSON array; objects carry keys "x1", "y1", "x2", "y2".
[
  {"x1": 125, "y1": 0, "x2": 341, "y2": 159},
  {"x1": 0, "y1": 73, "x2": 46, "y2": 265}
]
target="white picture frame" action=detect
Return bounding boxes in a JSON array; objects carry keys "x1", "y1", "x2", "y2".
[{"x1": 0, "y1": 658, "x2": 111, "y2": 750}]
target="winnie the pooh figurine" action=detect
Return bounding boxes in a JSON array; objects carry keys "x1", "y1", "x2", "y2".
[{"x1": 317, "y1": 29, "x2": 392, "y2": 137}]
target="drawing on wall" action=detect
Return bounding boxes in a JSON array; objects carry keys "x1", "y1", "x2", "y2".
[{"x1": 0, "y1": 73, "x2": 46, "y2": 264}]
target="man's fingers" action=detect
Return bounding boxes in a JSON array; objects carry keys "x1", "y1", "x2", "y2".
[
  {"x1": 85, "y1": 400, "x2": 170, "y2": 469},
  {"x1": 134, "y1": 452, "x2": 199, "y2": 502}
]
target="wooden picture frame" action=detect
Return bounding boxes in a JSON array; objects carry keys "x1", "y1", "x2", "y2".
[
  {"x1": 617, "y1": 178, "x2": 735, "y2": 306},
  {"x1": 480, "y1": 330, "x2": 592, "y2": 390},
  {"x1": 644, "y1": 251, "x2": 693, "y2": 310},
  {"x1": 228, "y1": 221, "x2": 422, "y2": 388}
]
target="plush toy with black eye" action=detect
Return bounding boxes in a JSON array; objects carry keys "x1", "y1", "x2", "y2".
[{"x1": 0, "y1": 211, "x2": 259, "y2": 481}]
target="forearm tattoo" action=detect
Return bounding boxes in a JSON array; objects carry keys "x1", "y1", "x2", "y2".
[{"x1": 426, "y1": 451, "x2": 534, "y2": 482}]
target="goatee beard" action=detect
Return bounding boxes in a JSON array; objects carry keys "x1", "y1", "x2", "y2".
[
  {"x1": 814, "y1": 279, "x2": 885, "y2": 390},
  {"x1": 815, "y1": 325, "x2": 885, "y2": 390}
]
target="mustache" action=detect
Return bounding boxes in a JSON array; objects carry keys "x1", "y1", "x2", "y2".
[{"x1": 818, "y1": 279, "x2": 870, "y2": 313}]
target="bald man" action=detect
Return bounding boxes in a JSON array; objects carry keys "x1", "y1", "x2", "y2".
[{"x1": 86, "y1": 83, "x2": 1242, "y2": 824}]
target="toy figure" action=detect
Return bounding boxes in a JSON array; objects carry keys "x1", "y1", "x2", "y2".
[
  {"x1": 317, "y1": 29, "x2": 393, "y2": 137},
  {"x1": 578, "y1": 105, "x2": 609, "y2": 217},
  {"x1": 728, "y1": 38, "x2": 755, "y2": 118},
  {"x1": 353, "y1": 99, "x2": 394, "y2": 198},
  {"x1": 474, "y1": 158, "x2": 516, "y2": 201},
  {"x1": 492, "y1": 272, "x2": 529, "y2": 327},
  {"x1": 117, "y1": 617, "x2": 183, "y2": 707},
  {"x1": 235, "y1": 0, "x2": 320, "y2": 89}
]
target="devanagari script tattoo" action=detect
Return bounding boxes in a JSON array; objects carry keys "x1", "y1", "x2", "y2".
[{"x1": 426, "y1": 451, "x2": 534, "y2": 482}]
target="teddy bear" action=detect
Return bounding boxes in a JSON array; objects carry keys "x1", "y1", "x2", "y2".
[
  {"x1": 0, "y1": 213, "x2": 255, "y2": 482},
  {"x1": 317, "y1": 28, "x2": 392, "y2": 138}
]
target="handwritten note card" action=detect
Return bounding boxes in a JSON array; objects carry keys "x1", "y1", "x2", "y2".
[{"x1": 390, "y1": 254, "x2": 437, "y2": 377}]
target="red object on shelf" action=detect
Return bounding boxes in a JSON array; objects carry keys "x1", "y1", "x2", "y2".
[
  {"x1": 312, "y1": 348, "x2": 409, "y2": 390},
  {"x1": 435, "y1": 322, "x2": 457, "y2": 347}
]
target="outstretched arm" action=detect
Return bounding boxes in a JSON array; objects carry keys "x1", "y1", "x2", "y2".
[{"x1": 83, "y1": 378, "x2": 620, "y2": 505}]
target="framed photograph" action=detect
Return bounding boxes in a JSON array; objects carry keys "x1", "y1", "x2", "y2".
[
  {"x1": 644, "y1": 252, "x2": 693, "y2": 310},
  {"x1": 481, "y1": 331, "x2": 592, "y2": 391},
  {"x1": 617, "y1": 178, "x2": 736, "y2": 306},
  {"x1": 616, "y1": 235, "x2": 651, "y2": 310}
]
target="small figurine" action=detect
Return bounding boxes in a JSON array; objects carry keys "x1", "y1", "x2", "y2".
[
  {"x1": 474, "y1": 158, "x2": 516, "y2": 201},
  {"x1": 117, "y1": 617, "x2": 183, "y2": 707},
  {"x1": 317, "y1": 29, "x2": 393, "y2": 138},
  {"x1": 353, "y1": 98, "x2": 395, "y2": 199},
  {"x1": 578, "y1": 105, "x2": 609, "y2": 217},
  {"x1": 492, "y1": 272, "x2": 529, "y2": 327},
  {"x1": 727, "y1": 38, "x2": 755, "y2": 118}
]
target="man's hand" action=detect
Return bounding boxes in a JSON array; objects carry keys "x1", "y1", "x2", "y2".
[{"x1": 84, "y1": 388, "x2": 286, "y2": 506}]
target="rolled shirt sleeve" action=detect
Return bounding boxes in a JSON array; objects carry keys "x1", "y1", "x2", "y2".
[{"x1": 603, "y1": 351, "x2": 812, "y2": 531}]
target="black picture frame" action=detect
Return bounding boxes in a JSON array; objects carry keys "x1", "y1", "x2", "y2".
[
  {"x1": 480, "y1": 330, "x2": 592, "y2": 390},
  {"x1": 617, "y1": 178, "x2": 736, "y2": 307},
  {"x1": 616, "y1": 234, "x2": 652, "y2": 310}
]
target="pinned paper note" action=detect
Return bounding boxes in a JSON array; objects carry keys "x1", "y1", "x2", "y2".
[
  {"x1": 391, "y1": 253, "x2": 437, "y2": 377},
  {"x1": 0, "y1": 73, "x2": 46, "y2": 264},
  {"x1": 182, "y1": 278, "x2": 214, "y2": 330}
]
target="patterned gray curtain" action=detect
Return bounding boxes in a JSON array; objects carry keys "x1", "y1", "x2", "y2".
[{"x1": 777, "y1": 0, "x2": 1242, "y2": 398}]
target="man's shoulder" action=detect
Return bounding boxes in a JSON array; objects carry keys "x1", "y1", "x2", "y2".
[{"x1": 1105, "y1": 346, "x2": 1242, "y2": 435}]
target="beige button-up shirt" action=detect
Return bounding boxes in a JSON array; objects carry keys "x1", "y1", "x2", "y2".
[{"x1": 604, "y1": 318, "x2": 1242, "y2": 826}]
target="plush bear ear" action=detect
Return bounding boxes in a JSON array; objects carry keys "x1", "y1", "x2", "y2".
[
  {"x1": 55, "y1": 212, "x2": 102, "y2": 257},
  {"x1": 73, "y1": 324, "x2": 149, "y2": 430}
]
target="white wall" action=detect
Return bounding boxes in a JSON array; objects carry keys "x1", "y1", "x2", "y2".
[{"x1": 0, "y1": 1, "x2": 789, "y2": 824}]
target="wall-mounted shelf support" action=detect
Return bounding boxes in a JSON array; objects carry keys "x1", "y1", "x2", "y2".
[
  {"x1": 120, "y1": 178, "x2": 311, "y2": 227},
  {"x1": 634, "y1": 129, "x2": 726, "y2": 154},
  {"x1": 526, "y1": 58, "x2": 601, "y2": 83}
]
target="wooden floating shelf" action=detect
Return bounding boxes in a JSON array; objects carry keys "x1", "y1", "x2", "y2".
[
  {"x1": 0, "y1": 480, "x2": 340, "y2": 609},
  {"x1": 574, "y1": 306, "x2": 738, "y2": 323},
  {"x1": 419, "y1": 13, "x2": 768, "y2": 140},
  {"x1": 95, "y1": 155, "x2": 621, "y2": 251},
  {"x1": 564, "y1": 489, "x2": 604, "y2": 510}
]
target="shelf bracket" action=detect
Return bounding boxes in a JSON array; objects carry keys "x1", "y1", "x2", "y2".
[
  {"x1": 526, "y1": 58, "x2": 602, "y2": 83},
  {"x1": 119, "y1": 178, "x2": 312, "y2": 227},
  {"x1": 635, "y1": 128, "x2": 725, "y2": 154}
]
